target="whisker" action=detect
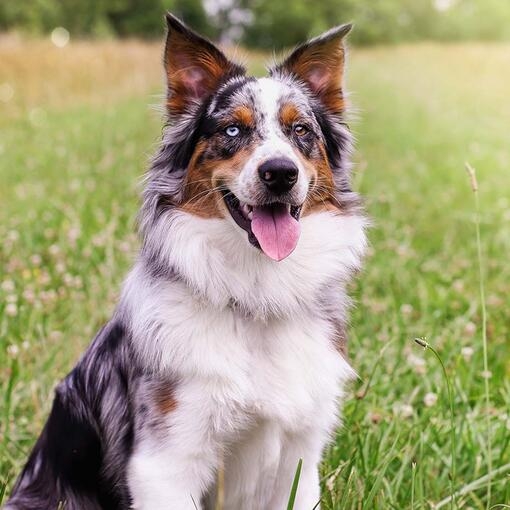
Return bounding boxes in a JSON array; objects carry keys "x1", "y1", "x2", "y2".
[{"x1": 182, "y1": 186, "x2": 233, "y2": 208}]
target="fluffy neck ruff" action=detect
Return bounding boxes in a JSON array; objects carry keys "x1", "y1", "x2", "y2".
[{"x1": 137, "y1": 208, "x2": 367, "y2": 320}]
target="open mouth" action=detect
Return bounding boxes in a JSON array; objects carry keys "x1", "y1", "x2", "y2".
[{"x1": 222, "y1": 189, "x2": 302, "y2": 261}]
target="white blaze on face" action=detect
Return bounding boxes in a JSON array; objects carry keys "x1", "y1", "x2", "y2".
[
  {"x1": 224, "y1": 78, "x2": 316, "y2": 261},
  {"x1": 232, "y1": 78, "x2": 310, "y2": 206}
]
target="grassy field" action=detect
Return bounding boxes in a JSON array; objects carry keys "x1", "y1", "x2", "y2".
[{"x1": 1, "y1": 37, "x2": 509, "y2": 508}]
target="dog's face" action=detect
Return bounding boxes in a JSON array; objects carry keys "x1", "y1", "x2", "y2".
[{"x1": 153, "y1": 15, "x2": 353, "y2": 262}]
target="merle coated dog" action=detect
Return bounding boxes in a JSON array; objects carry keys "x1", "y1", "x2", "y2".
[{"x1": 5, "y1": 13, "x2": 366, "y2": 510}]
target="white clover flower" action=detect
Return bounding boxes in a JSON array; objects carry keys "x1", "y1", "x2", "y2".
[
  {"x1": 30, "y1": 254, "x2": 42, "y2": 266},
  {"x1": 7, "y1": 230, "x2": 19, "y2": 241},
  {"x1": 7, "y1": 344, "x2": 19, "y2": 357},
  {"x1": 407, "y1": 353, "x2": 426, "y2": 375},
  {"x1": 464, "y1": 321, "x2": 476, "y2": 337},
  {"x1": 1, "y1": 279, "x2": 15, "y2": 292},
  {"x1": 5, "y1": 302, "x2": 18, "y2": 317},
  {"x1": 398, "y1": 404, "x2": 414, "y2": 419},
  {"x1": 461, "y1": 346, "x2": 474, "y2": 362},
  {"x1": 23, "y1": 288, "x2": 36, "y2": 304},
  {"x1": 423, "y1": 392, "x2": 438, "y2": 407},
  {"x1": 400, "y1": 303, "x2": 414, "y2": 315}
]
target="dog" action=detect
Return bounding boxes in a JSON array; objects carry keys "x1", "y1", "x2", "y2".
[{"x1": 4, "y1": 13, "x2": 366, "y2": 510}]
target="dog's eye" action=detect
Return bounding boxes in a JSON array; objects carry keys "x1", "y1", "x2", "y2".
[
  {"x1": 225, "y1": 125, "x2": 240, "y2": 137},
  {"x1": 293, "y1": 125, "x2": 308, "y2": 136}
]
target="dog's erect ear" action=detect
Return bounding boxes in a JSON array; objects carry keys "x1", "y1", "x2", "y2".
[
  {"x1": 164, "y1": 13, "x2": 245, "y2": 116},
  {"x1": 272, "y1": 24, "x2": 352, "y2": 114}
]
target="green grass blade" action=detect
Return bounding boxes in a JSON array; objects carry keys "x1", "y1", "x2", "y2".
[
  {"x1": 434, "y1": 462, "x2": 510, "y2": 509},
  {"x1": 411, "y1": 461, "x2": 416, "y2": 510},
  {"x1": 363, "y1": 432, "x2": 401, "y2": 509},
  {"x1": 286, "y1": 458, "x2": 303, "y2": 510},
  {"x1": 465, "y1": 162, "x2": 492, "y2": 509},
  {"x1": 3, "y1": 358, "x2": 19, "y2": 447},
  {"x1": 415, "y1": 337, "x2": 456, "y2": 509}
]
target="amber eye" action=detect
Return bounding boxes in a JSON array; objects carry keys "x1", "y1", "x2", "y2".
[{"x1": 293, "y1": 124, "x2": 308, "y2": 136}]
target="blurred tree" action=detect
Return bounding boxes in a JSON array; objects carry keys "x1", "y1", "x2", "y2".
[
  {"x1": 106, "y1": 0, "x2": 215, "y2": 39},
  {"x1": 1, "y1": 0, "x2": 510, "y2": 46},
  {"x1": 106, "y1": 0, "x2": 169, "y2": 37},
  {"x1": 0, "y1": 0, "x2": 212, "y2": 39},
  {"x1": 230, "y1": 0, "x2": 510, "y2": 47},
  {"x1": 0, "y1": 0, "x2": 61, "y2": 33},
  {"x1": 239, "y1": 0, "x2": 313, "y2": 49}
]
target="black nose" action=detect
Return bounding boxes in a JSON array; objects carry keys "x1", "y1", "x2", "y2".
[{"x1": 258, "y1": 158, "x2": 298, "y2": 195}]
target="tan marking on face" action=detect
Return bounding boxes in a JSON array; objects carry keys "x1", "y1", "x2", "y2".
[
  {"x1": 279, "y1": 102, "x2": 300, "y2": 127},
  {"x1": 292, "y1": 141, "x2": 339, "y2": 215},
  {"x1": 153, "y1": 382, "x2": 177, "y2": 415},
  {"x1": 180, "y1": 142, "x2": 255, "y2": 218},
  {"x1": 179, "y1": 140, "x2": 222, "y2": 218},
  {"x1": 231, "y1": 105, "x2": 255, "y2": 127}
]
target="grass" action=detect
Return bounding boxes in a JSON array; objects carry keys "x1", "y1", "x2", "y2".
[
  {"x1": 414, "y1": 336, "x2": 457, "y2": 508},
  {"x1": 287, "y1": 459, "x2": 303, "y2": 510},
  {"x1": 465, "y1": 161, "x2": 492, "y2": 509},
  {"x1": 1, "y1": 37, "x2": 510, "y2": 508}
]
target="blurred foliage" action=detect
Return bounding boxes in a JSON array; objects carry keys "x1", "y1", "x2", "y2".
[
  {"x1": 1, "y1": 0, "x2": 510, "y2": 46},
  {"x1": 0, "y1": 0, "x2": 215, "y2": 39},
  {"x1": 239, "y1": 0, "x2": 510, "y2": 48}
]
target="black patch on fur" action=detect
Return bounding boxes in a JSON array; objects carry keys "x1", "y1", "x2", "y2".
[
  {"x1": 212, "y1": 76, "x2": 255, "y2": 113},
  {"x1": 293, "y1": 129, "x2": 320, "y2": 159},
  {"x1": 165, "y1": 100, "x2": 213, "y2": 171},
  {"x1": 312, "y1": 103, "x2": 352, "y2": 191},
  {"x1": 5, "y1": 321, "x2": 139, "y2": 510},
  {"x1": 159, "y1": 74, "x2": 250, "y2": 173}
]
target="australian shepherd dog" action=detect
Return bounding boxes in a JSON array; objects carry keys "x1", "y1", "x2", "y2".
[{"x1": 5, "y1": 13, "x2": 366, "y2": 510}]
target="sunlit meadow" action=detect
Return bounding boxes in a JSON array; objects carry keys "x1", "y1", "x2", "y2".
[{"x1": 1, "y1": 35, "x2": 509, "y2": 508}]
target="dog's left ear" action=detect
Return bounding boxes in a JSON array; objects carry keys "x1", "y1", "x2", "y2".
[
  {"x1": 272, "y1": 24, "x2": 352, "y2": 115},
  {"x1": 164, "y1": 13, "x2": 245, "y2": 116}
]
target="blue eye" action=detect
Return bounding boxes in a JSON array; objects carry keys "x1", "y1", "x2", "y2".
[{"x1": 225, "y1": 125, "x2": 240, "y2": 137}]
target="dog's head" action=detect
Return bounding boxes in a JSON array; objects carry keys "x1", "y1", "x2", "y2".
[{"x1": 143, "y1": 14, "x2": 355, "y2": 263}]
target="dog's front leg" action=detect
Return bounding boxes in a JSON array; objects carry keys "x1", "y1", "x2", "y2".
[
  {"x1": 271, "y1": 459, "x2": 321, "y2": 510},
  {"x1": 127, "y1": 403, "x2": 220, "y2": 510},
  {"x1": 268, "y1": 433, "x2": 324, "y2": 510},
  {"x1": 128, "y1": 445, "x2": 216, "y2": 510}
]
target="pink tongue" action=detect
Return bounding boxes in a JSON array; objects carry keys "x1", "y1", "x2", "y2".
[{"x1": 251, "y1": 204, "x2": 300, "y2": 261}]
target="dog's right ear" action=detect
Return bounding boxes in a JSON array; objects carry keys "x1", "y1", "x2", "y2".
[
  {"x1": 164, "y1": 14, "x2": 245, "y2": 116},
  {"x1": 271, "y1": 24, "x2": 352, "y2": 115}
]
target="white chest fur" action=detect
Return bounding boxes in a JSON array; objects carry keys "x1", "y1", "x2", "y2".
[
  {"x1": 136, "y1": 282, "x2": 353, "y2": 428},
  {"x1": 122, "y1": 210, "x2": 366, "y2": 509},
  {"x1": 124, "y1": 278, "x2": 355, "y2": 510}
]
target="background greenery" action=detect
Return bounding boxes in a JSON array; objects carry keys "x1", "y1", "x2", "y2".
[
  {"x1": 2, "y1": 0, "x2": 510, "y2": 47},
  {"x1": 1, "y1": 1, "x2": 510, "y2": 508}
]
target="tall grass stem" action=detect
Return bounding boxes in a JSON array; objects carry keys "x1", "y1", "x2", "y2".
[
  {"x1": 465, "y1": 162, "x2": 492, "y2": 508},
  {"x1": 414, "y1": 337, "x2": 456, "y2": 509},
  {"x1": 434, "y1": 462, "x2": 510, "y2": 509}
]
